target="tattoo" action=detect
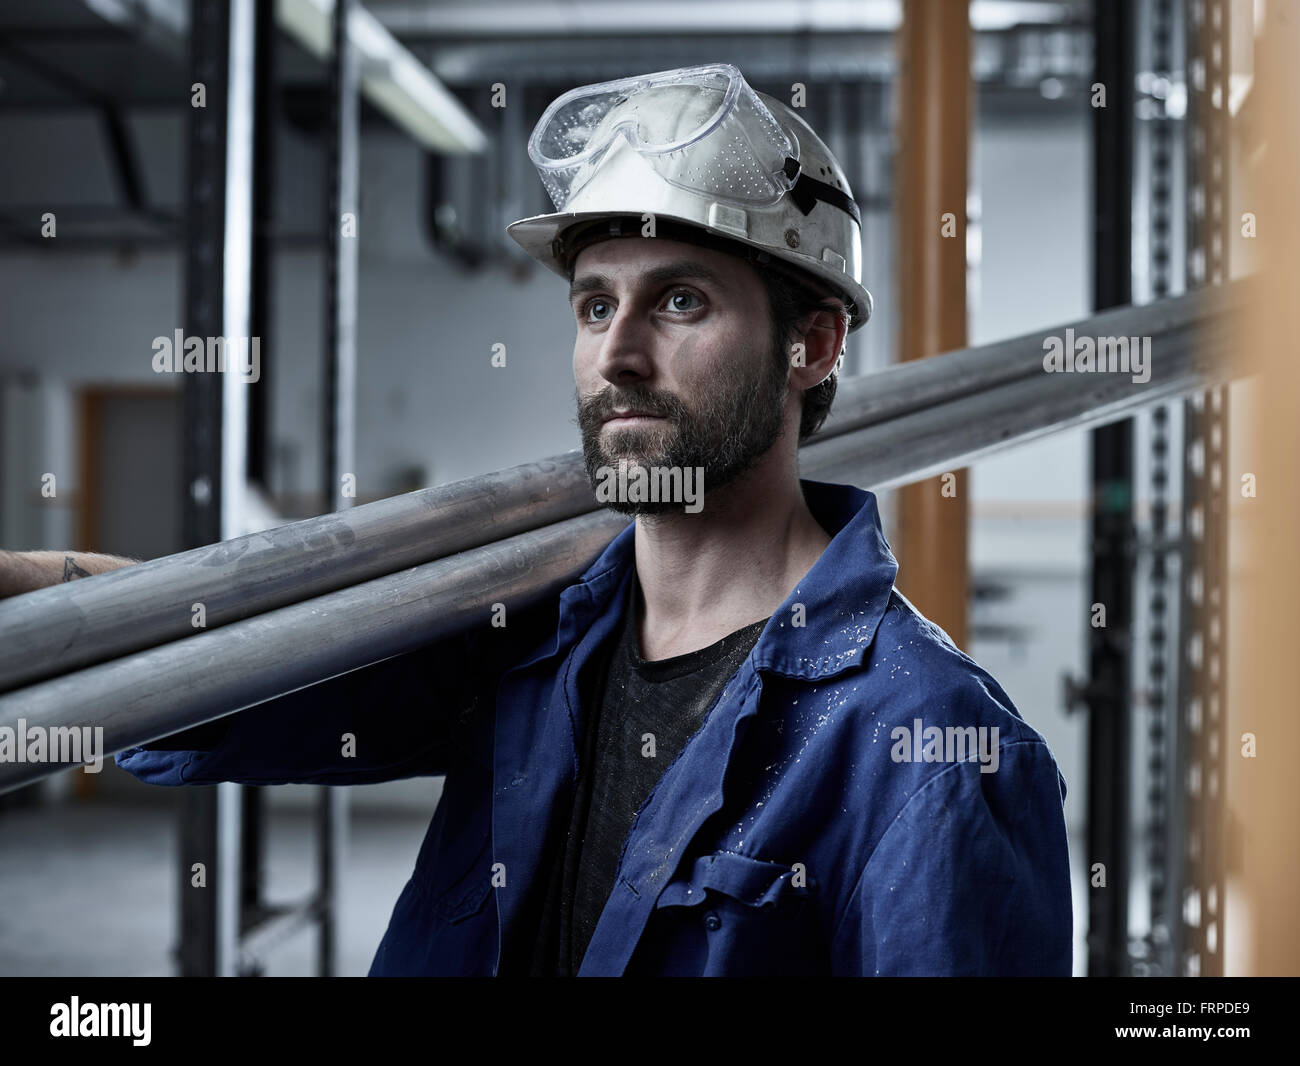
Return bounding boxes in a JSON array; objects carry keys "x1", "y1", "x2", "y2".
[{"x1": 62, "y1": 555, "x2": 91, "y2": 582}]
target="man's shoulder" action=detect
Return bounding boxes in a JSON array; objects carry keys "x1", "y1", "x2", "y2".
[
  {"x1": 743, "y1": 585, "x2": 1068, "y2": 921},
  {"x1": 846, "y1": 587, "x2": 1066, "y2": 800},
  {"x1": 857, "y1": 587, "x2": 1038, "y2": 735},
  {"x1": 756, "y1": 584, "x2": 1058, "y2": 786}
]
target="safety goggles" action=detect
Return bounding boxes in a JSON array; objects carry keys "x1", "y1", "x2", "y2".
[{"x1": 527, "y1": 63, "x2": 800, "y2": 212}]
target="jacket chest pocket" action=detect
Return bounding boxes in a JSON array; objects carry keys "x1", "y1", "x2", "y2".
[
  {"x1": 633, "y1": 851, "x2": 824, "y2": 975},
  {"x1": 416, "y1": 765, "x2": 495, "y2": 925},
  {"x1": 656, "y1": 851, "x2": 807, "y2": 908},
  {"x1": 431, "y1": 828, "x2": 493, "y2": 923}
]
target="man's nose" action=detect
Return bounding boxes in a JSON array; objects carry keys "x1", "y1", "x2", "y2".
[{"x1": 594, "y1": 304, "x2": 656, "y2": 385}]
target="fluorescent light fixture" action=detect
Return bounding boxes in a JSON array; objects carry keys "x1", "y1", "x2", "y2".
[
  {"x1": 373, "y1": 0, "x2": 903, "y2": 34},
  {"x1": 969, "y1": 2, "x2": 1073, "y2": 31},
  {"x1": 276, "y1": 0, "x2": 487, "y2": 155},
  {"x1": 372, "y1": 0, "x2": 1073, "y2": 36}
]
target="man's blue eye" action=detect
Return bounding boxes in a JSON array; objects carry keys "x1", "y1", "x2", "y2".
[
  {"x1": 669, "y1": 291, "x2": 700, "y2": 311},
  {"x1": 586, "y1": 299, "x2": 611, "y2": 321}
]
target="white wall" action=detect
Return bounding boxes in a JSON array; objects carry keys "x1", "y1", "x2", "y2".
[{"x1": 966, "y1": 108, "x2": 1092, "y2": 846}]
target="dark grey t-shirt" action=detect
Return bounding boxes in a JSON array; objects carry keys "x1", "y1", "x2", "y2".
[{"x1": 532, "y1": 578, "x2": 769, "y2": 976}]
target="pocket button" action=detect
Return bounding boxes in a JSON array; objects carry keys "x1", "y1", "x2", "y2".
[{"x1": 703, "y1": 911, "x2": 722, "y2": 932}]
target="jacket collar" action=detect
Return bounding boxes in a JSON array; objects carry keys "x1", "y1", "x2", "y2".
[{"x1": 571, "y1": 479, "x2": 899, "y2": 681}]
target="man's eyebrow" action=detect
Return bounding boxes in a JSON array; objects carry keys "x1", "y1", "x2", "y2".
[{"x1": 568, "y1": 261, "x2": 727, "y2": 304}]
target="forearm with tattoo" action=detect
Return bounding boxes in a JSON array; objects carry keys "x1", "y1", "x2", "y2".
[{"x1": 0, "y1": 549, "x2": 140, "y2": 600}]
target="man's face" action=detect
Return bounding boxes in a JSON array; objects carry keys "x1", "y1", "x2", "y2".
[{"x1": 570, "y1": 236, "x2": 789, "y2": 515}]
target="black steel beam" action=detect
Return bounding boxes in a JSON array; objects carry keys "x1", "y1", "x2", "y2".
[
  {"x1": 1085, "y1": 0, "x2": 1136, "y2": 978},
  {"x1": 98, "y1": 104, "x2": 145, "y2": 212},
  {"x1": 178, "y1": 0, "x2": 258, "y2": 979},
  {"x1": 236, "y1": 0, "x2": 278, "y2": 975},
  {"x1": 179, "y1": 0, "x2": 233, "y2": 980},
  {"x1": 317, "y1": 0, "x2": 360, "y2": 980},
  {"x1": 245, "y1": 0, "x2": 275, "y2": 488}
]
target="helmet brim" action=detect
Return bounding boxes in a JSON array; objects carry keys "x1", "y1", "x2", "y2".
[{"x1": 506, "y1": 209, "x2": 872, "y2": 332}]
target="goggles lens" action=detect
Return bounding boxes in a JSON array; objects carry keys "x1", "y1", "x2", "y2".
[{"x1": 528, "y1": 63, "x2": 797, "y2": 211}]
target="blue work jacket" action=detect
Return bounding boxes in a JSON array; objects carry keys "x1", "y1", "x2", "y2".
[{"x1": 118, "y1": 480, "x2": 1073, "y2": 976}]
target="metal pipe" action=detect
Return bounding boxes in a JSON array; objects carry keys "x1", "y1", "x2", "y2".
[
  {"x1": 0, "y1": 290, "x2": 1241, "y2": 795},
  {"x1": 0, "y1": 286, "x2": 1236, "y2": 697},
  {"x1": 818, "y1": 286, "x2": 1214, "y2": 439},
  {"x1": 800, "y1": 313, "x2": 1229, "y2": 491},
  {"x1": 0, "y1": 510, "x2": 628, "y2": 794},
  {"x1": 0, "y1": 454, "x2": 594, "y2": 692}
]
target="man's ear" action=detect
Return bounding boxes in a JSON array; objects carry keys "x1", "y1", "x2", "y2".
[{"x1": 788, "y1": 306, "x2": 848, "y2": 388}]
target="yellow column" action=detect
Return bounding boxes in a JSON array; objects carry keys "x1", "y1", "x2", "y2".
[
  {"x1": 894, "y1": 0, "x2": 972, "y2": 649},
  {"x1": 1228, "y1": 0, "x2": 1300, "y2": 977}
]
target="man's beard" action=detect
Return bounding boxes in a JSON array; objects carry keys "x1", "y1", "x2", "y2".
[{"x1": 576, "y1": 338, "x2": 789, "y2": 516}]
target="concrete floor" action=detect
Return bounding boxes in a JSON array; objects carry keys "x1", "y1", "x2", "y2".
[{"x1": 0, "y1": 797, "x2": 430, "y2": 977}]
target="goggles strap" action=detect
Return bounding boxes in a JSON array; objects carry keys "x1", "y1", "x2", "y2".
[{"x1": 782, "y1": 157, "x2": 862, "y2": 225}]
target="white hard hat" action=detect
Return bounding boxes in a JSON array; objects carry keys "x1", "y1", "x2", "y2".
[{"x1": 506, "y1": 63, "x2": 873, "y2": 332}]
